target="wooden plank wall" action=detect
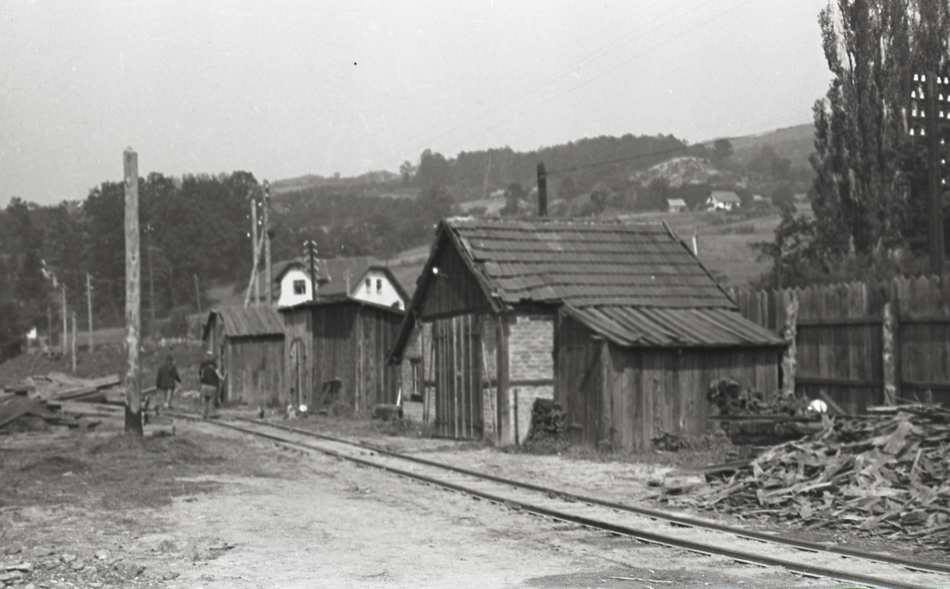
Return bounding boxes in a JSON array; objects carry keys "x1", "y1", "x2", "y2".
[
  {"x1": 431, "y1": 313, "x2": 484, "y2": 439},
  {"x1": 419, "y1": 242, "x2": 493, "y2": 319},
  {"x1": 310, "y1": 303, "x2": 402, "y2": 413},
  {"x1": 733, "y1": 275, "x2": 950, "y2": 410},
  {"x1": 228, "y1": 337, "x2": 285, "y2": 407},
  {"x1": 557, "y1": 312, "x2": 780, "y2": 451},
  {"x1": 555, "y1": 313, "x2": 603, "y2": 447}
]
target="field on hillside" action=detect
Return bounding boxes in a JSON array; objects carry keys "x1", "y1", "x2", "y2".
[{"x1": 621, "y1": 204, "x2": 812, "y2": 286}]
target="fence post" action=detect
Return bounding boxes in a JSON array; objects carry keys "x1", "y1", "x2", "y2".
[
  {"x1": 781, "y1": 290, "x2": 798, "y2": 397},
  {"x1": 882, "y1": 300, "x2": 899, "y2": 405}
]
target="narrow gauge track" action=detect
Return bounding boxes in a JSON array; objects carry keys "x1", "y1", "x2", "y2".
[{"x1": 170, "y1": 412, "x2": 949, "y2": 589}]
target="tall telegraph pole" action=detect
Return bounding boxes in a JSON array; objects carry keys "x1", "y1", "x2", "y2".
[
  {"x1": 909, "y1": 72, "x2": 947, "y2": 274},
  {"x1": 86, "y1": 273, "x2": 94, "y2": 353},
  {"x1": 123, "y1": 147, "x2": 143, "y2": 435},
  {"x1": 262, "y1": 180, "x2": 272, "y2": 305}
]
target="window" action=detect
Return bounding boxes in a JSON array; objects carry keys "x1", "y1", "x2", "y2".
[
  {"x1": 376, "y1": 279, "x2": 382, "y2": 293},
  {"x1": 293, "y1": 280, "x2": 306, "y2": 295},
  {"x1": 365, "y1": 278, "x2": 371, "y2": 289}
]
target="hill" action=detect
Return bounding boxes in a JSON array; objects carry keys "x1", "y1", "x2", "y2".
[
  {"x1": 729, "y1": 123, "x2": 814, "y2": 172},
  {"x1": 632, "y1": 156, "x2": 725, "y2": 188}
]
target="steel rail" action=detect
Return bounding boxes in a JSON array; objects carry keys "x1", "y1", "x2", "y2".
[
  {"x1": 168, "y1": 412, "x2": 943, "y2": 589},
  {"x1": 230, "y1": 416, "x2": 950, "y2": 578}
]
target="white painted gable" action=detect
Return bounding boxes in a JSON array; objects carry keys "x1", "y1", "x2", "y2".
[
  {"x1": 278, "y1": 267, "x2": 313, "y2": 308},
  {"x1": 350, "y1": 269, "x2": 405, "y2": 309}
]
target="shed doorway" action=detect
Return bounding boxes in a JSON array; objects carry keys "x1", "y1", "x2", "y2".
[{"x1": 432, "y1": 315, "x2": 483, "y2": 439}]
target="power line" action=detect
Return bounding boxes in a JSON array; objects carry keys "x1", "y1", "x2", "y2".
[{"x1": 385, "y1": 1, "x2": 723, "y2": 164}]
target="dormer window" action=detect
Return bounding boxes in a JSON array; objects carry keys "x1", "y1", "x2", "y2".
[
  {"x1": 365, "y1": 278, "x2": 371, "y2": 289},
  {"x1": 376, "y1": 279, "x2": 382, "y2": 293},
  {"x1": 293, "y1": 280, "x2": 306, "y2": 295}
]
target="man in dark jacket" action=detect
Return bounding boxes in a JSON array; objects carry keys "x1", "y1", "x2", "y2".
[
  {"x1": 156, "y1": 354, "x2": 182, "y2": 411},
  {"x1": 198, "y1": 352, "x2": 223, "y2": 419}
]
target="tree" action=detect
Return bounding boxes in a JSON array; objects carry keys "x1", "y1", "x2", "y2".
[
  {"x1": 558, "y1": 176, "x2": 579, "y2": 201},
  {"x1": 415, "y1": 149, "x2": 452, "y2": 189},
  {"x1": 399, "y1": 160, "x2": 416, "y2": 185},
  {"x1": 636, "y1": 178, "x2": 671, "y2": 211},
  {"x1": 500, "y1": 183, "x2": 528, "y2": 217},
  {"x1": 808, "y1": 0, "x2": 945, "y2": 259},
  {"x1": 751, "y1": 209, "x2": 821, "y2": 288},
  {"x1": 712, "y1": 139, "x2": 734, "y2": 164},
  {"x1": 771, "y1": 183, "x2": 796, "y2": 211}
]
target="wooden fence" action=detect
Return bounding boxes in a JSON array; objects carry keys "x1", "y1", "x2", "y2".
[{"x1": 732, "y1": 275, "x2": 950, "y2": 413}]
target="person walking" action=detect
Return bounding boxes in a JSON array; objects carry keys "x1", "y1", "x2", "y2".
[
  {"x1": 155, "y1": 354, "x2": 182, "y2": 412},
  {"x1": 198, "y1": 351, "x2": 223, "y2": 419}
]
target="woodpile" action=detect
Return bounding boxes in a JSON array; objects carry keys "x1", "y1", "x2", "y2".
[
  {"x1": 0, "y1": 373, "x2": 119, "y2": 433},
  {"x1": 695, "y1": 404, "x2": 950, "y2": 544}
]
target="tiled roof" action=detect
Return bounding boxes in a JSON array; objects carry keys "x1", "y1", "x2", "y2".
[
  {"x1": 392, "y1": 217, "x2": 784, "y2": 351},
  {"x1": 710, "y1": 190, "x2": 741, "y2": 203},
  {"x1": 386, "y1": 262, "x2": 425, "y2": 299},
  {"x1": 204, "y1": 306, "x2": 284, "y2": 339},
  {"x1": 448, "y1": 218, "x2": 732, "y2": 309}
]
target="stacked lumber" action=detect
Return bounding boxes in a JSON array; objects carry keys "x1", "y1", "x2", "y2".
[{"x1": 695, "y1": 404, "x2": 950, "y2": 543}]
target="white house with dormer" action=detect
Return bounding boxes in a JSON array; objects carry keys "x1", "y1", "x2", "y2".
[
  {"x1": 273, "y1": 257, "x2": 409, "y2": 310},
  {"x1": 706, "y1": 190, "x2": 742, "y2": 211}
]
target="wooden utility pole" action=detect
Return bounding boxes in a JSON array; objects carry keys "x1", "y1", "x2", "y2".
[
  {"x1": 194, "y1": 273, "x2": 202, "y2": 314},
  {"x1": 61, "y1": 285, "x2": 67, "y2": 353},
  {"x1": 250, "y1": 196, "x2": 259, "y2": 304},
  {"x1": 70, "y1": 311, "x2": 77, "y2": 373},
  {"x1": 536, "y1": 162, "x2": 548, "y2": 217},
  {"x1": 86, "y1": 273, "x2": 94, "y2": 353},
  {"x1": 262, "y1": 181, "x2": 272, "y2": 305},
  {"x1": 909, "y1": 72, "x2": 947, "y2": 274},
  {"x1": 123, "y1": 147, "x2": 143, "y2": 435},
  {"x1": 46, "y1": 305, "x2": 52, "y2": 352}
]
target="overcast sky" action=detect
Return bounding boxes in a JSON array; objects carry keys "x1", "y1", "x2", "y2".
[{"x1": 1, "y1": 0, "x2": 829, "y2": 205}]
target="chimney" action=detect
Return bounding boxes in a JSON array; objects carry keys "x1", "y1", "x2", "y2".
[{"x1": 536, "y1": 162, "x2": 547, "y2": 217}]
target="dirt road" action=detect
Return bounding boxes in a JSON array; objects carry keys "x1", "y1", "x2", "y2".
[{"x1": 1, "y1": 419, "x2": 830, "y2": 588}]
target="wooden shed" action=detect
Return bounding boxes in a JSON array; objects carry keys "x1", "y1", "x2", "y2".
[
  {"x1": 281, "y1": 296, "x2": 404, "y2": 414},
  {"x1": 203, "y1": 306, "x2": 286, "y2": 407},
  {"x1": 390, "y1": 217, "x2": 785, "y2": 449}
]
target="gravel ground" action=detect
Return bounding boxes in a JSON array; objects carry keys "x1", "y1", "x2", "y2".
[{"x1": 1, "y1": 417, "x2": 832, "y2": 588}]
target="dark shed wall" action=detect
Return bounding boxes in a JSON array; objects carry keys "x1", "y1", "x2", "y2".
[
  {"x1": 556, "y1": 313, "x2": 781, "y2": 451},
  {"x1": 420, "y1": 241, "x2": 493, "y2": 319},
  {"x1": 309, "y1": 302, "x2": 403, "y2": 413},
  {"x1": 227, "y1": 336, "x2": 285, "y2": 407}
]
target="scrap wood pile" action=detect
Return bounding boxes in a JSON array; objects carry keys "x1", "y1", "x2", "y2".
[
  {"x1": 0, "y1": 373, "x2": 120, "y2": 433},
  {"x1": 693, "y1": 403, "x2": 950, "y2": 544},
  {"x1": 707, "y1": 379, "x2": 820, "y2": 446}
]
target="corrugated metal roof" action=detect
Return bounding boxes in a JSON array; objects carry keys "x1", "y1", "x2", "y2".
[
  {"x1": 565, "y1": 305, "x2": 784, "y2": 348},
  {"x1": 206, "y1": 306, "x2": 284, "y2": 338}
]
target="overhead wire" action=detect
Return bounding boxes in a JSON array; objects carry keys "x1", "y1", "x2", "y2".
[{"x1": 383, "y1": 0, "x2": 704, "y2": 163}]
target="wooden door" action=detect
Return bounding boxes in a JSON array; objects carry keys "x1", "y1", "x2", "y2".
[{"x1": 432, "y1": 315, "x2": 483, "y2": 439}]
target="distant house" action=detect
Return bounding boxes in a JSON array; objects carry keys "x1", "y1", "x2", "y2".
[
  {"x1": 389, "y1": 217, "x2": 784, "y2": 449},
  {"x1": 275, "y1": 261, "x2": 313, "y2": 308},
  {"x1": 793, "y1": 192, "x2": 808, "y2": 202},
  {"x1": 667, "y1": 198, "x2": 688, "y2": 213},
  {"x1": 272, "y1": 257, "x2": 409, "y2": 310},
  {"x1": 203, "y1": 306, "x2": 286, "y2": 407},
  {"x1": 707, "y1": 190, "x2": 742, "y2": 211},
  {"x1": 752, "y1": 194, "x2": 771, "y2": 204}
]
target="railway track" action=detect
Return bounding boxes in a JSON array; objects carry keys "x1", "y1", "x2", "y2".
[{"x1": 161, "y1": 411, "x2": 949, "y2": 588}]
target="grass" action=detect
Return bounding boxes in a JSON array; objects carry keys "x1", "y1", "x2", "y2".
[{"x1": 0, "y1": 429, "x2": 234, "y2": 511}]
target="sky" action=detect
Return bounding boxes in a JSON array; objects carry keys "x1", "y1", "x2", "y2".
[{"x1": 0, "y1": 0, "x2": 830, "y2": 205}]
